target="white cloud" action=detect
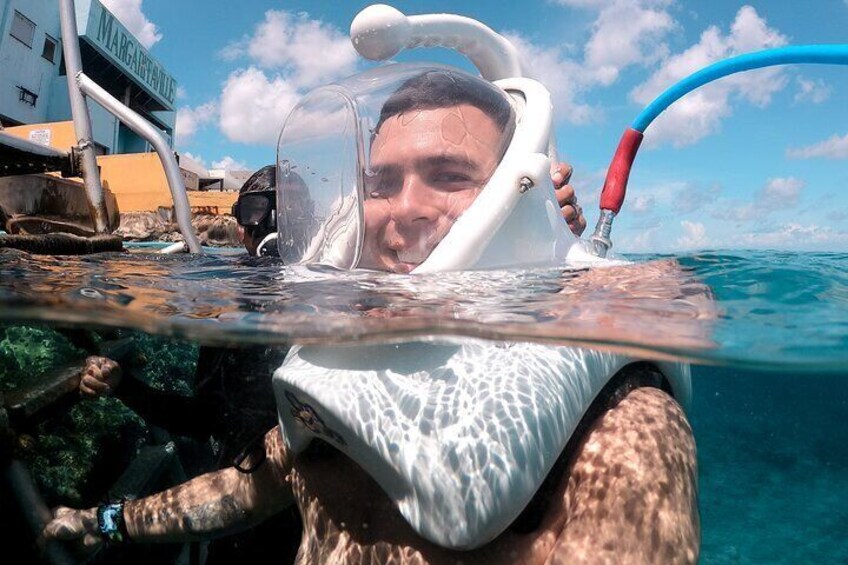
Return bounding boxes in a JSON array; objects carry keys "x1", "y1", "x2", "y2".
[
  {"x1": 223, "y1": 10, "x2": 358, "y2": 89},
  {"x1": 100, "y1": 0, "x2": 162, "y2": 49},
  {"x1": 218, "y1": 67, "x2": 301, "y2": 145},
  {"x1": 674, "y1": 182, "x2": 721, "y2": 214},
  {"x1": 786, "y1": 133, "x2": 848, "y2": 160},
  {"x1": 584, "y1": 0, "x2": 675, "y2": 84},
  {"x1": 211, "y1": 156, "x2": 249, "y2": 171},
  {"x1": 738, "y1": 223, "x2": 848, "y2": 249},
  {"x1": 713, "y1": 176, "x2": 804, "y2": 222},
  {"x1": 506, "y1": 0, "x2": 677, "y2": 124},
  {"x1": 794, "y1": 77, "x2": 831, "y2": 104},
  {"x1": 759, "y1": 177, "x2": 803, "y2": 208},
  {"x1": 505, "y1": 34, "x2": 597, "y2": 124},
  {"x1": 676, "y1": 220, "x2": 708, "y2": 248},
  {"x1": 618, "y1": 223, "x2": 664, "y2": 253},
  {"x1": 175, "y1": 102, "x2": 217, "y2": 146},
  {"x1": 630, "y1": 194, "x2": 656, "y2": 214},
  {"x1": 631, "y1": 6, "x2": 787, "y2": 147},
  {"x1": 176, "y1": 86, "x2": 187, "y2": 100},
  {"x1": 717, "y1": 202, "x2": 759, "y2": 223},
  {"x1": 214, "y1": 12, "x2": 361, "y2": 146},
  {"x1": 181, "y1": 152, "x2": 205, "y2": 166}
]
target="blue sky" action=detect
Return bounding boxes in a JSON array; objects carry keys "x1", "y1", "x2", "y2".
[{"x1": 104, "y1": 0, "x2": 848, "y2": 252}]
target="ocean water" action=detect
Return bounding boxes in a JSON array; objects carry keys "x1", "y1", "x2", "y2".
[{"x1": 0, "y1": 247, "x2": 846, "y2": 562}]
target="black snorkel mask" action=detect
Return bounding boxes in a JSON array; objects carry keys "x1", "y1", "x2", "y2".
[
  {"x1": 232, "y1": 190, "x2": 277, "y2": 231},
  {"x1": 232, "y1": 190, "x2": 279, "y2": 257}
]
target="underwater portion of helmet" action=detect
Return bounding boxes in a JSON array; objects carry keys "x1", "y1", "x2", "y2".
[{"x1": 276, "y1": 64, "x2": 515, "y2": 272}]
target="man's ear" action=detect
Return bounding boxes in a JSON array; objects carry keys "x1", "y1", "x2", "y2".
[{"x1": 237, "y1": 224, "x2": 246, "y2": 243}]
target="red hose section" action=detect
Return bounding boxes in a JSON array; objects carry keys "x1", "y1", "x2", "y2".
[{"x1": 599, "y1": 128, "x2": 643, "y2": 214}]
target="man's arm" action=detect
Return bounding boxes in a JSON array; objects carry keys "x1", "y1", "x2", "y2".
[{"x1": 43, "y1": 426, "x2": 293, "y2": 548}]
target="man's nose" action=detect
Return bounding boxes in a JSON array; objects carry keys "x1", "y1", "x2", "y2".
[{"x1": 389, "y1": 177, "x2": 435, "y2": 227}]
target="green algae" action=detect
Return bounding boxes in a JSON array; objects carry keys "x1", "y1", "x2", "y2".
[
  {"x1": 0, "y1": 325, "x2": 85, "y2": 391},
  {"x1": 2, "y1": 325, "x2": 198, "y2": 507}
]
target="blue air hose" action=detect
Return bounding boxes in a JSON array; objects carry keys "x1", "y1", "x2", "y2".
[
  {"x1": 590, "y1": 44, "x2": 848, "y2": 257},
  {"x1": 633, "y1": 44, "x2": 848, "y2": 133}
]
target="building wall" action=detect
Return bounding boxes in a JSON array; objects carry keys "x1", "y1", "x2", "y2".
[
  {"x1": 97, "y1": 153, "x2": 237, "y2": 213},
  {"x1": 0, "y1": 0, "x2": 62, "y2": 126},
  {"x1": 4, "y1": 122, "x2": 237, "y2": 214},
  {"x1": 3, "y1": 120, "x2": 78, "y2": 151}
]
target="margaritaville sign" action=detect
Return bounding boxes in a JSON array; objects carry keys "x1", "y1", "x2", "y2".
[{"x1": 77, "y1": 0, "x2": 177, "y2": 110}]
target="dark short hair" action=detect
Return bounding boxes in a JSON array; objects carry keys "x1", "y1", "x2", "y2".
[
  {"x1": 239, "y1": 165, "x2": 276, "y2": 195},
  {"x1": 376, "y1": 70, "x2": 515, "y2": 134}
]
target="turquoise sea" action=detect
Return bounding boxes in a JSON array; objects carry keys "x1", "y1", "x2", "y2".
[{"x1": 0, "y1": 247, "x2": 846, "y2": 562}]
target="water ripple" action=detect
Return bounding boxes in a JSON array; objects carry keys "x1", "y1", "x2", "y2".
[{"x1": 1, "y1": 248, "x2": 846, "y2": 372}]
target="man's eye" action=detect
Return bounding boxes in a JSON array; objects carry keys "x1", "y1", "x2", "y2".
[
  {"x1": 366, "y1": 181, "x2": 392, "y2": 199},
  {"x1": 434, "y1": 171, "x2": 473, "y2": 184}
]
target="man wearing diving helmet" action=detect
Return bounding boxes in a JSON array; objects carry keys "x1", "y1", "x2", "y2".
[{"x1": 45, "y1": 69, "x2": 698, "y2": 564}]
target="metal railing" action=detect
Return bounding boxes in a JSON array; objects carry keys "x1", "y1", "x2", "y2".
[{"x1": 57, "y1": 0, "x2": 201, "y2": 253}]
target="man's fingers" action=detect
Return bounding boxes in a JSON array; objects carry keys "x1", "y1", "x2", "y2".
[
  {"x1": 569, "y1": 215, "x2": 588, "y2": 237},
  {"x1": 44, "y1": 516, "x2": 84, "y2": 540},
  {"x1": 552, "y1": 163, "x2": 573, "y2": 187},
  {"x1": 103, "y1": 359, "x2": 122, "y2": 381},
  {"x1": 556, "y1": 185, "x2": 577, "y2": 207},
  {"x1": 82, "y1": 533, "x2": 104, "y2": 550},
  {"x1": 53, "y1": 506, "x2": 75, "y2": 519},
  {"x1": 84, "y1": 356, "x2": 103, "y2": 370},
  {"x1": 81, "y1": 374, "x2": 108, "y2": 393}
]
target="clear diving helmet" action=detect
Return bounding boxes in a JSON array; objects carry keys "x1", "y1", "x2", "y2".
[{"x1": 275, "y1": 6, "x2": 577, "y2": 273}]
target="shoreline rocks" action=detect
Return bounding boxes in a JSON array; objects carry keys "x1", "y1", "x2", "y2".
[{"x1": 116, "y1": 212, "x2": 240, "y2": 247}]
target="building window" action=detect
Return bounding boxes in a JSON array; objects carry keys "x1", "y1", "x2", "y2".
[
  {"x1": 10, "y1": 11, "x2": 36, "y2": 48},
  {"x1": 42, "y1": 35, "x2": 57, "y2": 63},
  {"x1": 17, "y1": 86, "x2": 38, "y2": 107}
]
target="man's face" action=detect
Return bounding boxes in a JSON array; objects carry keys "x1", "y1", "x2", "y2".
[{"x1": 359, "y1": 104, "x2": 504, "y2": 273}]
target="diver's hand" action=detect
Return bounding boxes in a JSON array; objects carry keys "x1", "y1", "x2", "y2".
[
  {"x1": 79, "y1": 356, "x2": 122, "y2": 398},
  {"x1": 552, "y1": 163, "x2": 586, "y2": 236},
  {"x1": 41, "y1": 506, "x2": 103, "y2": 554}
]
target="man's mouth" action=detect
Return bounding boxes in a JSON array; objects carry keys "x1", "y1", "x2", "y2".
[{"x1": 396, "y1": 246, "x2": 432, "y2": 265}]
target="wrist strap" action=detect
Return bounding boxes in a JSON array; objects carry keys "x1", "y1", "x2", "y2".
[{"x1": 97, "y1": 502, "x2": 130, "y2": 545}]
